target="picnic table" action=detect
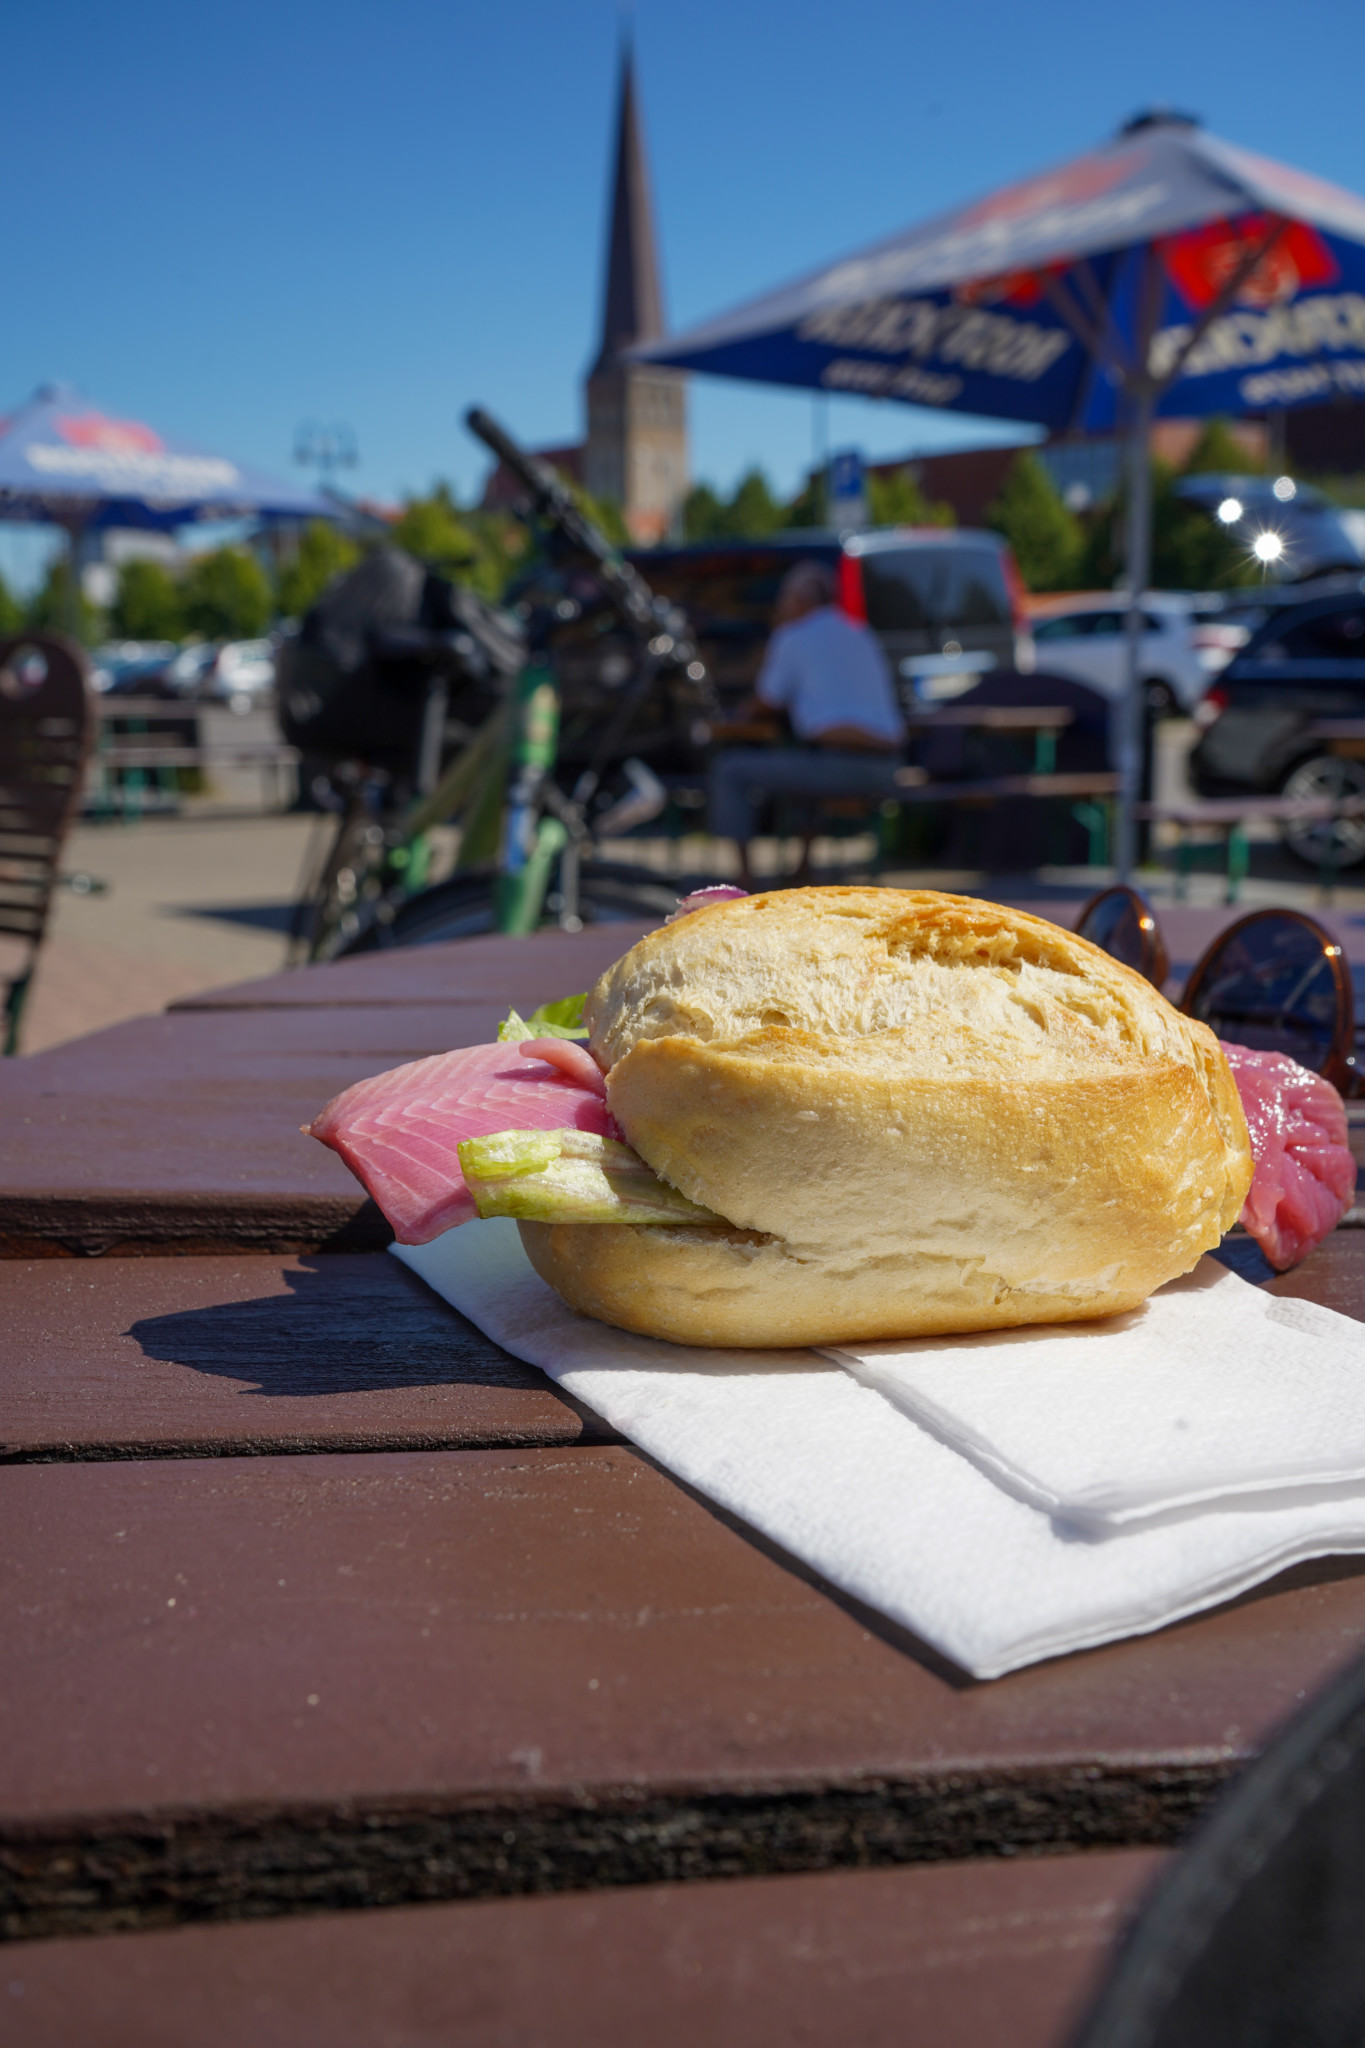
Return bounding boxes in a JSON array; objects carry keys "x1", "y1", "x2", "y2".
[{"x1": 3, "y1": 913, "x2": 1364, "y2": 2043}]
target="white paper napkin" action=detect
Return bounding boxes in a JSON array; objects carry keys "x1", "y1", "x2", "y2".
[
  {"x1": 824, "y1": 1259, "x2": 1365, "y2": 1532},
  {"x1": 393, "y1": 1221, "x2": 1365, "y2": 1681}
]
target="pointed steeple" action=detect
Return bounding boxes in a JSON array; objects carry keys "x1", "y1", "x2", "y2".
[
  {"x1": 583, "y1": 40, "x2": 687, "y2": 544},
  {"x1": 592, "y1": 46, "x2": 665, "y2": 373}
]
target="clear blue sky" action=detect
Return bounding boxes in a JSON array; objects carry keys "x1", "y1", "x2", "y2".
[{"x1": 5, "y1": 0, "x2": 1364, "y2": 544}]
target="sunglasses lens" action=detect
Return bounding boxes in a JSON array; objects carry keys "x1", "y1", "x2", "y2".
[
  {"x1": 1184, "y1": 919, "x2": 1342, "y2": 1073},
  {"x1": 1078, "y1": 891, "x2": 1148, "y2": 974}
]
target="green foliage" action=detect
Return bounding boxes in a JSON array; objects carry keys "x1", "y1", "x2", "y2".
[
  {"x1": 392, "y1": 482, "x2": 526, "y2": 601},
  {"x1": 1075, "y1": 459, "x2": 1257, "y2": 592},
  {"x1": 568, "y1": 483, "x2": 630, "y2": 550},
  {"x1": 26, "y1": 557, "x2": 98, "y2": 642},
  {"x1": 867, "y1": 465, "x2": 956, "y2": 529},
  {"x1": 985, "y1": 453, "x2": 1083, "y2": 592},
  {"x1": 392, "y1": 482, "x2": 477, "y2": 578},
  {"x1": 276, "y1": 521, "x2": 360, "y2": 620},
  {"x1": 179, "y1": 547, "x2": 273, "y2": 640},
  {"x1": 111, "y1": 559, "x2": 184, "y2": 640},
  {"x1": 683, "y1": 466, "x2": 785, "y2": 540},
  {"x1": 0, "y1": 566, "x2": 22, "y2": 636},
  {"x1": 1182, "y1": 417, "x2": 1262, "y2": 477}
]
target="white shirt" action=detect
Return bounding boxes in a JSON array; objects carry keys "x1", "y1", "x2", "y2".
[{"x1": 755, "y1": 606, "x2": 905, "y2": 744}]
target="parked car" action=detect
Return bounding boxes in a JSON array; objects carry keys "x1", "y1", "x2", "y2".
[
  {"x1": 1191, "y1": 586, "x2": 1365, "y2": 867},
  {"x1": 616, "y1": 529, "x2": 1032, "y2": 710},
  {"x1": 1028, "y1": 593, "x2": 1224, "y2": 715},
  {"x1": 90, "y1": 641, "x2": 179, "y2": 695},
  {"x1": 203, "y1": 639, "x2": 276, "y2": 709},
  {"x1": 1176, "y1": 474, "x2": 1365, "y2": 585}
]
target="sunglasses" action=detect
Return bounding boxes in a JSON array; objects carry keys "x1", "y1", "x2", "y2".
[{"x1": 1075, "y1": 887, "x2": 1357, "y2": 1095}]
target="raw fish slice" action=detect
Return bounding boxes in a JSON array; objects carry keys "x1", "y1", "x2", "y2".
[
  {"x1": 1221, "y1": 1042, "x2": 1357, "y2": 1270},
  {"x1": 308, "y1": 1041, "x2": 619, "y2": 1244}
]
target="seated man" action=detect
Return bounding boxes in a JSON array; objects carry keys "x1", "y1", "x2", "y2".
[{"x1": 708, "y1": 560, "x2": 907, "y2": 885}]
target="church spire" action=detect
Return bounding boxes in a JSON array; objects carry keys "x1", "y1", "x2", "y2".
[
  {"x1": 592, "y1": 44, "x2": 665, "y2": 372},
  {"x1": 583, "y1": 40, "x2": 687, "y2": 544}
]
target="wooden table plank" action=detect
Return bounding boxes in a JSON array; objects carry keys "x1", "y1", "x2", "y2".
[
  {"x1": 169, "y1": 926, "x2": 652, "y2": 1012},
  {"x1": 0, "y1": 1005, "x2": 506, "y2": 1256},
  {"x1": 0, "y1": 1256, "x2": 613, "y2": 1461},
  {"x1": 0, "y1": 1849, "x2": 1166, "y2": 2047},
  {"x1": 2, "y1": 1441, "x2": 1362, "y2": 1936}
]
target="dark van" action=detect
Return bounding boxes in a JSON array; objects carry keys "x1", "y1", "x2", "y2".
[{"x1": 624, "y1": 528, "x2": 1031, "y2": 707}]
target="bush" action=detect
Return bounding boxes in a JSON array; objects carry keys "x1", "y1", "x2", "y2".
[
  {"x1": 276, "y1": 521, "x2": 360, "y2": 620},
  {"x1": 111, "y1": 559, "x2": 183, "y2": 640},
  {"x1": 180, "y1": 547, "x2": 273, "y2": 640},
  {"x1": 985, "y1": 453, "x2": 1082, "y2": 592}
]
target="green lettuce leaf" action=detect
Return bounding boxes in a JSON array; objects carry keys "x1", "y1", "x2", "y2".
[
  {"x1": 497, "y1": 992, "x2": 589, "y2": 1043},
  {"x1": 458, "y1": 1128, "x2": 720, "y2": 1227}
]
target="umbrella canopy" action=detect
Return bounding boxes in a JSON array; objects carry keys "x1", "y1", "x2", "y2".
[
  {"x1": 0, "y1": 384, "x2": 331, "y2": 531},
  {"x1": 638, "y1": 113, "x2": 1365, "y2": 876},
  {"x1": 635, "y1": 114, "x2": 1365, "y2": 434}
]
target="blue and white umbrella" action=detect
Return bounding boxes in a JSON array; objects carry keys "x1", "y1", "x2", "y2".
[
  {"x1": 0, "y1": 384, "x2": 329, "y2": 532},
  {"x1": 636, "y1": 113, "x2": 1365, "y2": 871}
]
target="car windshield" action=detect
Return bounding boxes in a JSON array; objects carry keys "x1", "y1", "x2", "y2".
[{"x1": 860, "y1": 544, "x2": 1008, "y2": 632}]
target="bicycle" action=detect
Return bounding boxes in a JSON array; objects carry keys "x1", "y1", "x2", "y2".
[{"x1": 288, "y1": 408, "x2": 719, "y2": 960}]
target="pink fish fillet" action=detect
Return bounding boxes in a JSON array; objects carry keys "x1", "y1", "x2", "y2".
[
  {"x1": 307, "y1": 1041, "x2": 620, "y2": 1245},
  {"x1": 1221, "y1": 1042, "x2": 1357, "y2": 1271}
]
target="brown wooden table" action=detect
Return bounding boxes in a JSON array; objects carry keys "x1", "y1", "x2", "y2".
[{"x1": 4, "y1": 917, "x2": 1365, "y2": 2042}]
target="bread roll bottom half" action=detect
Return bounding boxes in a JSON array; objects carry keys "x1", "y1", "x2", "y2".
[{"x1": 519, "y1": 888, "x2": 1253, "y2": 1348}]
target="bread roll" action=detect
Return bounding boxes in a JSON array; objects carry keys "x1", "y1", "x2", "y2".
[{"x1": 519, "y1": 888, "x2": 1252, "y2": 1347}]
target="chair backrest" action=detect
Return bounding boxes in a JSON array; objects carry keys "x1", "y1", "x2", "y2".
[
  {"x1": 0, "y1": 632, "x2": 94, "y2": 949},
  {"x1": 1071, "y1": 1641, "x2": 1365, "y2": 2047}
]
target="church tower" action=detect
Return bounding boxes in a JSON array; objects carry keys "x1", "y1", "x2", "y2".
[{"x1": 584, "y1": 49, "x2": 687, "y2": 545}]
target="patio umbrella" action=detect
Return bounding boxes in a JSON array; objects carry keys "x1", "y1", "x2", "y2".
[
  {"x1": 0, "y1": 383, "x2": 333, "y2": 619},
  {"x1": 635, "y1": 113, "x2": 1365, "y2": 875}
]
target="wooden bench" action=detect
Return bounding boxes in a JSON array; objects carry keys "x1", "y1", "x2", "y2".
[
  {"x1": 1136, "y1": 794, "x2": 1365, "y2": 903},
  {"x1": 90, "y1": 697, "x2": 300, "y2": 816}
]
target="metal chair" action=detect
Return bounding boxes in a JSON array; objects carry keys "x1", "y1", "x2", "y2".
[
  {"x1": 0, "y1": 633, "x2": 94, "y2": 1053},
  {"x1": 1072, "y1": 1641, "x2": 1365, "y2": 2046}
]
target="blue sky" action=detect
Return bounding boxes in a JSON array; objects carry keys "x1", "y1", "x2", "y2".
[{"x1": 4, "y1": 0, "x2": 1364, "y2": 572}]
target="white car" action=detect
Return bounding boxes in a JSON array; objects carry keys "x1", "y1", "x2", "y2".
[{"x1": 1029, "y1": 595, "x2": 1228, "y2": 715}]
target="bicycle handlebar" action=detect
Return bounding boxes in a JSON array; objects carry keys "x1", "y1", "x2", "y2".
[{"x1": 464, "y1": 405, "x2": 707, "y2": 682}]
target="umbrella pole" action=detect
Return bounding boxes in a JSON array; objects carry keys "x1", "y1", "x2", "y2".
[{"x1": 1115, "y1": 390, "x2": 1153, "y2": 883}]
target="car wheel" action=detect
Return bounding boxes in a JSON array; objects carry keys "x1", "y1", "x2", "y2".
[
  {"x1": 1143, "y1": 678, "x2": 1178, "y2": 718},
  {"x1": 1280, "y1": 754, "x2": 1365, "y2": 870}
]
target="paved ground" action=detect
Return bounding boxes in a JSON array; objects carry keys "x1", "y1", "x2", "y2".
[
  {"x1": 17, "y1": 811, "x2": 318, "y2": 1052},
  {"x1": 12, "y1": 760, "x2": 1365, "y2": 1055}
]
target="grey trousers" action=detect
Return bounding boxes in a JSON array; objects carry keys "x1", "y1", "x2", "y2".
[{"x1": 708, "y1": 746, "x2": 901, "y2": 845}]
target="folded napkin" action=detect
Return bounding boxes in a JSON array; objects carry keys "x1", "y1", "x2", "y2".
[
  {"x1": 394, "y1": 1222, "x2": 1365, "y2": 1680},
  {"x1": 825, "y1": 1259, "x2": 1365, "y2": 1532}
]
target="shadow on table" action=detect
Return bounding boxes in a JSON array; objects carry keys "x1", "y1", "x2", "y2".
[{"x1": 126, "y1": 1255, "x2": 557, "y2": 1399}]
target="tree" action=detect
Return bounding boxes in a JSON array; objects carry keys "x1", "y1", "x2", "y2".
[
  {"x1": 0, "y1": 566, "x2": 22, "y2": 636},
  {"x1": 391, "y1": 483, "x2": 527, "y2": 601},
  {"x1": 276, "y1": 521, "x2": 360, "y2": 621},
  {"x1": 1182, "y1": 416, "x2": 1261, "y2": 477},
  {"x1": 1074, "y1": 459, "x2": 1256, "y2": 592},
  {"x1": 682, "y1": 482, "x2": 729, "y2": 540},
  {"x1": 26, "y1": 557, "x2": 98, "y2": 642},
  {"x1": 985, "y1": 453, "x2": 1082, "y2": 592},
  {"x1": 867, "y1": 465, "x2": 955, "y2": 529},
  {"x1": 180, "y1": 547, "x2": 273, "y2": 640},
  {"x1": 682, "y1": 468, "x2": 785, "y2": 540},
  {"x1": 392, "y1": 483, "x2": 478, "y2": 579},
  {"x1": 111, "y1": 559, "x2": 183, "y2": 640}
]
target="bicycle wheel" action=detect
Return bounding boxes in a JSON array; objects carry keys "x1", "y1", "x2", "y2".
[
  {"x1": 339, "y1": 873, "x2": 502, "y2": 952},
  {"x1": 1280, "y1": 754, "x2": 1365, "y2": 871},
  {"x1": 337, "y1": 862, "x2": 685, "y2": 953}
]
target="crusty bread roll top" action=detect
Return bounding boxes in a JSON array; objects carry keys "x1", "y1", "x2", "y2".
[{"x1": 519, "y1": 888, "x2": 1253, "y2": 1347}]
